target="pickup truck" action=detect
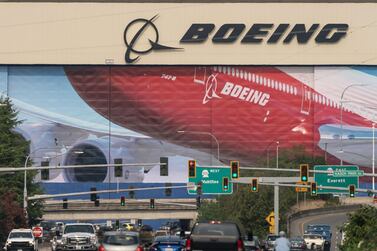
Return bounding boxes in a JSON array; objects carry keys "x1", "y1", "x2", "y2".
[
  {"x1": 4, "y1": 229, "x2": 38, "y2": 251},
  {"x1": 61, "y1": 223, "x2": 98, "y2": 251},
  {"x1": 186, "y1": 221, "x2": 245, "y2": 251}
]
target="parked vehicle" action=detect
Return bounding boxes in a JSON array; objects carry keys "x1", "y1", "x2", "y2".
[
  {"x1": 4, "y1": 229, "x2": 38, "y2": 251},
  {"x1": 149, "y1": 236, "x2": 185, "y2": 251},
  {"x1": 98, "y1": 231, "x2": 143, "y2": 251},
  {"x1": 186, "y1": 221, "x2": 245, "y2": 251}
]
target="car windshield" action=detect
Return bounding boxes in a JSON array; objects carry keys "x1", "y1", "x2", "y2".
[
  {"x1": 64, "y1": 225, "x2": 94, "y2": 234},
  {"x1": 267, "y1": 236, "x2": 278, "y2": 241},
  {"x1": 192, "y1": 223, "x2": 239, "y2": 236},
  {"x1": 9, "y1": 232, "x2": 32, "y2": 239},
  {"x1": 103, "y1": 234, "x2": 138, "y2": 245},
  {"x1": 290, "y1": 237, "x2": 304, "y2": 241},
  {"x1": 305, "y1": 235, "x2": 322, "y2": 239}
]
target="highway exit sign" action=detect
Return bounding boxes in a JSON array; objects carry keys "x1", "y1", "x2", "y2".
[
  {"x1": 314, "y1": 165, "x2": 359, "y2": 194},
  {"x1": 188, "y1": 165, "x2": 233, "y2": 195}
]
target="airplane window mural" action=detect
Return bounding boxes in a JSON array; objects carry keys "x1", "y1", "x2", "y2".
[{"x1": 1, "y1": 66, "x2": 377, "y2": 191}]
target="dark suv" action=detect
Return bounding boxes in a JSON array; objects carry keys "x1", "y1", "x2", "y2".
[{"x1": 186, "y1": 221, "x2": 244, "y2": 251}]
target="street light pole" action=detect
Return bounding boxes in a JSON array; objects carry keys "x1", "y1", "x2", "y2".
[
  {"x1": 339, "y1": 84, "x2": 368, "y2": 165},
  {"x1": 177, "y1": 130, "x2": 220, "y2": 161},
  {"x1": 373, "y1": 122, "x2": 375, "y2": 191},
  {"x1": 276, "y1": 141, "x2": 279, "y2": 169},
  {"x1": 23, "y1": 147, "x2": 63, "y2": 223}
]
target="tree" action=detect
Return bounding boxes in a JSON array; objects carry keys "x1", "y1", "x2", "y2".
[
  {"x1": 0, "y1": 96, "x2": 43, "y2": 241},
  {"x1": 340, "y1": 205, "x2": 377, "y2": 251},
  {"x1": 0, "y1": 192, "x2": 26, "y2": 240}
]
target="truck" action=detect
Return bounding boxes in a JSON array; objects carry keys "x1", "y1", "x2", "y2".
[
  {"x1": 186, "y1": 221, "x2": 245, "y2": 251},
  {"x1": 61, "y1": 223, "x2": 98, "y2": 251}
]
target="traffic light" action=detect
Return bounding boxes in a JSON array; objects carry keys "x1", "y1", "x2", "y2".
[
  {"x1": 41, "y1": 161, "x2": 50, "y2": 180},
  {"x1": 300, "y1": 164, "x2": 309, "y2": 182},
  {"x1": 223, "y1": 177, "x2": 229, "y2": 191},
  {"x1": 165, "y1": 183, "x2": 172, "y2": 197},
  {"x1": 231, "y1": 161, "x2": 240, "y2": 179},
  {"x1": 188, "y1": 160, "x2": 196, "y2": 178},
  {"x1": 63, "y1": 198, "x2": 68, "y2": 209},
  {"x1": 150, "y1": 198, "x2": 155, "y2": 209},
  {"x1": 115, "y1": 220, "x2": 120, "y2": 229},
  {"x1": 114, "y1": 158, "x2": 123, "y2": 178},
  {"x1": 349, "y1": 184, "x2": 356, "y2": 198},
  {"x1": 160, "y1": 157, "x2": 169, "y2": 176},
  {"x1": 196, "y1": 196, "x2": 201, "y2": 209},
  {"x1": 129, "y1": 186, "x2": 135, "y2": 199},
  {"x1": 90, "y1": 187, "x2": 97, "y2": 201},
  {"x1": 197, "y1": 181, "x2": 203, "y2": 195},
  {"x1": 251, "y1": 178, "x2": 258, "y2": 192},
  {"x1": 137, "y1": 219, "x2": 142, "y2": 227},
  {"x1": 95, "y1": 196, "x2": 100, "y2": 207},
  {"x1": 311, "y1": 182, "x2": 317, "y2": 196},
  {"x1": 120, "y1": 196, "x2": 125, "y2": 206}
]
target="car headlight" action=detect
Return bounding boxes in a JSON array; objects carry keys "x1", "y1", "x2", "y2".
[
  {"x1": 29, "y1": 241, "x2": 34, "y2": 246},
  {"x1": 5, "y1": 241, "x2": 11, "y2": 246},
  {"x1": 90, "y1": 236, "x2": 97, "y2": 243},
  {"x1": 62, "y1": 237, "x2": 67, "y2": 244}
]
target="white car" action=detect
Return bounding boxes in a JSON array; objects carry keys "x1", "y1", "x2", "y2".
[
  {"x1": 303, "y1": 234, "x2": 325, "y2": 250},
  {"x1": 4, "y1": 229, "x2": 38, "y2": 251}
]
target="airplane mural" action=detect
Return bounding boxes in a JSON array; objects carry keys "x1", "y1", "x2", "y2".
[{"x1": 1, "y1": 66, "x2": 377, "y2": 184}]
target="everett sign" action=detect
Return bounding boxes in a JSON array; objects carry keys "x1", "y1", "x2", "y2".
[{"x1": 314, "y1": 165, "x2": 359, "y2": 194}]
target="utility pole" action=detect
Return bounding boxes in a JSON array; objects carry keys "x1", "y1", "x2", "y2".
[{"x1": 274, "y1": 181, "x2": 279, "y2": 234}]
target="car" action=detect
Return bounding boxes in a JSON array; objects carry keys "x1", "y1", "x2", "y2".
[
  {"x1": 98, "y1": 231, "x2": 143, "y2": 251},
  {"x1": 186, "y1": 221, "x2": 245, "y2": 251},
  {"x1": 50, "y1": 235, "x2": 62, "y2": 251},
  {"x1": 4, "y1": 229, "x2": 38, "y2": 251},
  {"x1": 243, "y1": 236, "x2": 261, "y2": 251},
  {"x1": 139, "y1": 225, "x2": 154, "y2": 246},
  {"x1": 303, "y1": 234, "x2": 325, "y2": 251},
  {"x1": 307, "y1": 230, "x2": 331, "y2": 251},
  {"x1": 289, "y1": 236, "x2": 307, "y2": 251},
  {"x1": 264, "y1": 235, "x2": 278, "y2": 251},
  {"x1": 122, "y1": 223, "x2": 136, "y2": 232},
  {"x1": 154, "y1": 230, "x2": 170, "y2": 238},
  {"x1": 60, "y1": 223, "x2": 98, "y2": 251},
  {"x1": 149, "y1": 235, "x2": 185, "y2": 251}
]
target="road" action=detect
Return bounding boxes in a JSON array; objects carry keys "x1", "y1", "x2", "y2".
[{"x1": 290, "y1": 211, "x2": 348, "y2": 251}]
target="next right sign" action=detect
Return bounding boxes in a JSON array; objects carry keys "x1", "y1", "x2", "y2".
[{"x1": 314, "y1": 165, "x2": 359, "y2": 194}]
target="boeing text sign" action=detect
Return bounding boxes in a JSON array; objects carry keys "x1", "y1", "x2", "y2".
[
  {"x1": 188, "y1": 166, "x2": 233, "y2": 195},
  {"x1": 314, "y1": 165, "x2": 359, "y2": 194}
]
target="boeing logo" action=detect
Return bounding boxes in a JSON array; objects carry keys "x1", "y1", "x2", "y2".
[
  {"x1": 203, "y1": 74, "x2": 221, "y2": 104},
  {"x1": 201, "y1": 74, "x2": 270, "y2": 107},
  {"x1": 124, "y1": 15, "x2": 349, "y2": 63},
  {"x1": 124, "y1": 15, "x2": 181, "y2": 64}
]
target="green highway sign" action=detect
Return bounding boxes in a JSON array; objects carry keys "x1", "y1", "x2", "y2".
[
  {"x1": 333, "y1": 170, "x2": 364, "y2": 177},
  {"x1": 188, "y1": 166, "x2": 233, "y2": 195},
  {"x1": 314, "y1": 165, "x2": 359, "y2": 194}
]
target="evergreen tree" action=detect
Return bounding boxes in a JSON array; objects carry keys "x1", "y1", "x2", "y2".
[{"x1": 0, "y1": 96, "x2": 43, "y2": 241}]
